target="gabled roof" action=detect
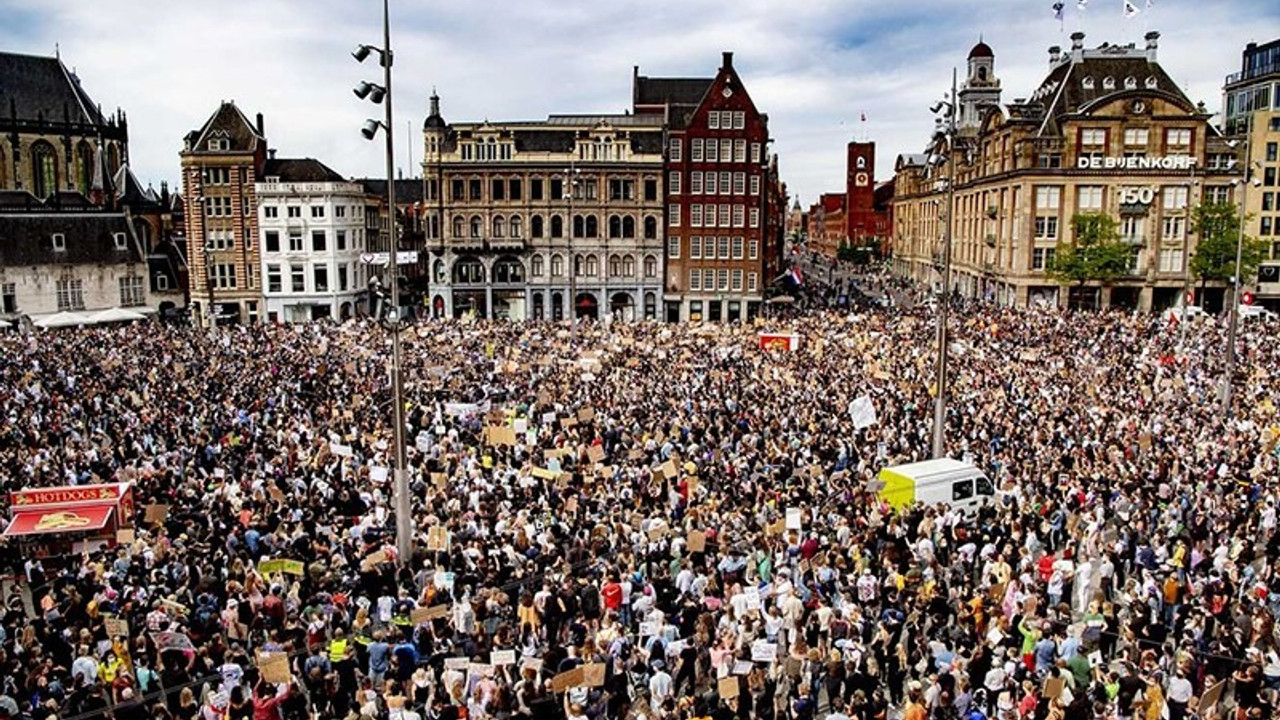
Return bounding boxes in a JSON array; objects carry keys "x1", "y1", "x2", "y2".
[
  {"x1": 0, "y1": 51, "x2": 107, "y2": 126},
  {"x1": 262, "y1": 158, "x2": 345, "y2": 183},
  {"x1": 1027, "y1": 45, "x2": 1194, "y2": 131},
  {"x1": 0, "y1": 213, "x2": 146, "y2": 266},
  {"x1": 633, "y1": 77, "x2": 713, "y2": 109},
  {"x1": 114, "y1": 164, "x2": 162, "y2": 211},
  {"x1": 184, "y1": 101, "x2": 264, "y2": 153}
]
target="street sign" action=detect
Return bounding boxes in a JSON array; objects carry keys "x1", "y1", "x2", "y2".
[{"x1": 360, "y1": 251, "x2": 419, "y2": 266}]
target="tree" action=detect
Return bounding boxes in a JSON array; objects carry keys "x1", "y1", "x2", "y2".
[
  {"x1": 1046, "y1": 212, "x2": 1132, "y2": 307},
  {"x1": 1190, "y1": 203, "x2": 1266, "y2": 301}
]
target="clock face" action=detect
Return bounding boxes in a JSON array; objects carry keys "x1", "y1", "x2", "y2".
[
  {"x1": 855, "y1": 172, "x2": 869, "y2": 187},
  {"x1": 722, "y1": 87, "x2": 733, "y2": 98}
]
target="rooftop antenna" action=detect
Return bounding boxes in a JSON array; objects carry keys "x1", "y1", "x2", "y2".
[{"x1": 54, "y1": 42, "x2": 60, "y2": 59}]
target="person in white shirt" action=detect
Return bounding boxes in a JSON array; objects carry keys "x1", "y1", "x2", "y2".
[
  {"x1": 1164, "y1": 667, "x2": 1193, "y2": 720},
  {"x1": 648, "y1": 660, "x2": 673, "y2": 710}
]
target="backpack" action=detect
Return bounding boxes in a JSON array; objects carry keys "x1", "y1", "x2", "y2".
[{"x1": 580, "y1": 585, "x2": 600, "y2": 615}]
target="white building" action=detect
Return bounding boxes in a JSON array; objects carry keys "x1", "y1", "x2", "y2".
[{"x1": 256, "y1": 159, "x2": 370, "y2": 322}]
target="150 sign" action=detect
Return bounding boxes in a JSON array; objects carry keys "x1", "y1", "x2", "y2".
[{"x1": 1119, "y1": 187, "x2": 1157, "y2": 205}]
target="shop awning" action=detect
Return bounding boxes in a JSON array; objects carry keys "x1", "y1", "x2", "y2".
[{"x1": 2, "y1": 504, "x2": 114, "y2": 537}]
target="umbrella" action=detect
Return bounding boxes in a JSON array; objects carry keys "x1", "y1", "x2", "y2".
[
  {"x1": 90, "y1": 307, "x2": 148, "y2": 324},
  {"x1": 33, "y1": 311, "x2": 92, "y2": 328}
]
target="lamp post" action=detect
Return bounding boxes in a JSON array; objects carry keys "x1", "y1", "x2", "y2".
[
  {"x1": 354, "y1": 0, "x2": 410, "y2": 567},
  {"x1": 1220, "y1": 117, "x2": 1254, "y2": 418},
  {"x1": 564, "y1": 160, "x2": 580, "y2": 343},
  {"x1": 931, "y1": 69, "x2": 958, "y2": 460}
]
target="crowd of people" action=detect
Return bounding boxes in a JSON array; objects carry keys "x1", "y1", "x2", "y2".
[{"x1": 0, "y1": 268, "x2": 1278, "y2": 720}]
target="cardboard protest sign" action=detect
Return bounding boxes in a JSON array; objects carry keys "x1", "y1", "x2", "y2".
[
  {"x1": 549, "y1": 667, "x2": 584, "y2": 692},
  {"x1": 638, "y1": 622, "x2": 659, "y2": 637},
  {"x1": 426, "y1": 527, "x2": 451, "y2": 552},
  {"x1": 531, "y1": 467, "x2": 560, "y2": 481},
  {"x1": 116, "y1": 529, "x2": 136, "y2": 545},
  {"x1": 361, "y1": 550, "x2": 388, "y2": 571},
  {"x1": 520, "y1": 656, "x2": 544, "y2": 673},
  {"x1": 560, "y1": 416, "x2": 577, "y2": 428},
  {"x1": 718, "y1": 676, "x2": 740, "y2": 698},
  {"x1": 750, "y1": 640, "x2": 777, "y2": 663},
  {"x1": 581, "y1": 662, "x2": 606, "y2": 687},
  {"x1": 330, "y1": 443, "x2": 353, "y2": 457},
  {"x1": 444, "y1": 657, "x2": 469, "y2": 671},
  {"x1": 1199, "y1": 680, "x2": 1225, "y2": 714},
  {"x1": 687, "y1": 530, "x2": 707, "y2": 553},
  {"x1": 257, "y1": 651, "x2": 291, "y2": 684},
  {"x1": 104, "y1": 616, "x2": 129, "y2": 639},
  {"x1": 577, "y1": 407, "x2": 596, "y2": 422},
  {"x1": 785, "y1": 508, "x2": 802, "y2": 530},
  {"x1": 258, "y1": 559, "x2": 305, "y2": 576},
  {"x1": 487, "y1": 426, "x2": 517, "y2": 447},
  {"x1": 587, "y1": 445, "x2": 605, "y2": 464},
  {"x1": 732, "y1": 660, "x2": 753, "y2": 676},
  {"x1": 1042, "y1": 676, "x2": 1064, "y2": 700},
  {"x1": 491, "y1": 650, "x2": 517, "y2": 666},
  {"x1": 660, "y1": 459, "x2": 678, "y2": 479},
  {"x1": 144, "y1": 504, "x2": 169, "y2": 524},
  {"x1": 150, "y1": 630, "x2": 195, "y2": 652}
]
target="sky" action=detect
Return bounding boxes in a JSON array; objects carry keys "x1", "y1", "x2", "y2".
[{"x1": 2, "y1": 0, "x2": 1275, "y2": 207}]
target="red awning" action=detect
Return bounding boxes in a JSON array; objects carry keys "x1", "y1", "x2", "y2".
[{"x1": 2, "y1": 504, "x2": 115, "y2": 537}]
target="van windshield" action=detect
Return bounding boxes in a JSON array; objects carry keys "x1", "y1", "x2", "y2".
[{"x1": 976, "y1": 476, "x2": 994, "y2": 496}]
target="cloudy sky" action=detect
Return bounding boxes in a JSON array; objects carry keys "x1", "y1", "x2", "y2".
[{"x1": 2, "y1": 0, "x2": 1274, "y2": 206}]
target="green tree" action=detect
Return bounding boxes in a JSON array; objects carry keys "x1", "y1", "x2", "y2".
[
  {"x1": 1046, "y1": 212, "x2": 1132, "y2": 292},
  {"x1": 1190, "y1": 203, "x2": 1265, "y2": 299}
]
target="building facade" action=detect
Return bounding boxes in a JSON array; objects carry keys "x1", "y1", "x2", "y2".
[
  {"x1": 421, "y1": 94, "x2": 667, "y2": 321},
  {"x1": 638, "y1": 52, "x2": 784, "y2": 322},
  {"x1": 0, "y1": 52, "x2": 129, "y2": 200},
  {"x1": 1222, "y1": 39, "x2": 1280, "y2": 309},
  {"x1": 807, "y1": 141, "x2": 892, "y2": 260},
  {"x1": 181, "y1": 102, "x2": 267, "y2": 326},
  {"x1": 256, "y1": 159, "x2": 371, "y2": 322},
  {"x1": 892, "y1": 33, "x2": 1240, "y2": 311}
]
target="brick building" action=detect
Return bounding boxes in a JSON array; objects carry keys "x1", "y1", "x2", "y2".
[{"x1": 636, "y1": 52, "x2": 785, "y2": 322}]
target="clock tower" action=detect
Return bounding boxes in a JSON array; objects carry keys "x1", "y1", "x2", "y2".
[{"x1": 846, "y1": 141, "x2": 876, "y2": 247}]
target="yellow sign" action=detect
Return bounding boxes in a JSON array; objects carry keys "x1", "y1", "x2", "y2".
[{"x1": 35, "y1": 511, "x2": 94, "y2": 531}]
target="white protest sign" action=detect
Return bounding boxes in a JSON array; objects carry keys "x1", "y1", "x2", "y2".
[
  {"x1": 491, "y1": 650, "x2": 516, "y2": 666},
  {"x1": 785, "y1": 507, "x2": 802, "y2": 531},
  {"x1": 750, "y1": 640, "x2": 777, "y2": 663},
  {"x1": 848, "y1": 395, "x2": 878, "y2": 430}
]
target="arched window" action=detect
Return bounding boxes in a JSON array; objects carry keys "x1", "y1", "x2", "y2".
[
  {"x1": 452, "y1": 215, "x2": 464, "y2": 238},
  {"x1": 623, "y1": 254, "x2": 636, "y2": 277},
  {"x1": 573, "y1": 215, "x2": 585, "y2": 239},
  {"x1": 76, "y1": 141, "x2": 93, "y2": 194},
  {"x1": 551, "y1": 253, "x2": 564, "y2": 277},
  {"x1": 492, "y1": 216, "x2": 505, "y2": 238},
  {"x1": 531, "y1": 254, "x2": 544, "y2": 277},
  {"x1": 609, "y1": 215, "x2": 623, "y2": 239},
  {"x1": 644, "y1": 216, "x2": 657, "y2": 240},
  {"x1": 452, "y1": 257, "x2": 485, "y2": 283},
  {"x1": 493, "y1": 256, "x2": 525, "y2": 283},
  {"x1": 643, "y1": 255, "x2": 657, "y2": 278},
  {"x1": 585, "y1": 216, "x2": 598, "y2": 238},
  {"x1": 0, "y1": 147, "x2": 6, "y2": 188},
  {"x1": 31, "y1": 141, "x2": 58, "y2": 198},
  {"x1": 107, "y1": 145, "x2": 120, "y2": 176},
  {"x1": 623, "y1": 217, "x2": 636, "y2": 238},
  {"x1": 585, "y1": 255, "x2": 599, "y2": 277},
  {"x1": 531, "y1": 215, "x2": 544, "y2": 238},
  {"x1": 509, "y1": 215, "x2": 522, "y2": 238},
  {"x1": 433, "y1": 259, "x2": 446, "y2": 283},
  {"x1": 574, "y1": 254, "x2": 584, "y2": 277},
  {"x1": 470, "y1": 216, "x2": 482, "y2": 238},
  {"x1": 551, "y1": 215, "x2": 564, "y2": 238},
  {"x1": 609, "y1": 254, "x2": 621, "y2": 277}
]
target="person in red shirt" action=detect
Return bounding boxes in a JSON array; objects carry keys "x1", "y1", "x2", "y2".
[
  {"x1": 252, "y1": 678, "x2": 292, "y2": 720},
  {"x1": 601, "y1": 573, "x2": 623, "y2": 617}
]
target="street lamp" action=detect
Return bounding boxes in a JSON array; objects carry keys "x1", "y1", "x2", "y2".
[
  {"x1": 564, "y1": 160, "x2": 580, "y2": 343},
  {"x1": 930, "y1": 69, "x2": 958, "y2": 460},
  {"x1": 354, "y1": 0, "x2": 411, "y2": 567},
  {"x1": 1220, "y1": 117, "x2": 1259, "y2": 418}
]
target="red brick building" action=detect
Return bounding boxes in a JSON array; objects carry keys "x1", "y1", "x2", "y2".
[
  {"x1": 634, "y1": 52, "x2": 785, "y2": 322},
  {"x1": 809, "y1": 140, "x2": 892, "y2": 260}
]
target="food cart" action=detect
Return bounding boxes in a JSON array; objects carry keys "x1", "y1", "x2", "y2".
[{"x1": 2, "y1": 482, "x2": 136, "y2": 556}]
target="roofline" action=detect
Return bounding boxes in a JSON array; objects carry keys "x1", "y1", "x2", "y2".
[{"x1": 55, "y1": 54, "x2": 97, "y2": 126}]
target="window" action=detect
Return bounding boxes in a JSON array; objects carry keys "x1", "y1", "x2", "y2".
[
  {"x1": 732, "y1": 111, "x2": 745, "y2": 130},
  {"x1": 551, "y1": 215, "x2": 564, "y2": 238},
  {"x1": 668, "y1": 205, "x2": 681, "y2": 227},
  {"x1": 732, "y1": 172, "x2": 745, "y2": 195},
  {"x1": 749, "y1": 207, "x2": 760, "y2": 228},
  {"x1": 609, "y1": 255, "x2": 621, "y2": 277},
  {"x1": 510, "y1": 178, "x2": 523, "y2": 200},
  {"x1": 731, "y1": 269, "x2": 743, "y2": 291},
  {"x1": 1267, "y1": 142, "x2": 1278, "y2": 163},
  {"x1": 471, "y1": 216, "x2": 483, "y2": 238},
  {"x1": 453, "y1": 258, "x2": 485, "y2": 284},
  {"x1": 452, "y1": 179, "x2": 465, "y2": 200},
  {"x1": 1, "y1": 283, "x2": 15, "y2": 314},
  {"x1": 691, "y1": 139, "x2": 704, "y2": 162},
  {"x1": 510, "y1": 216, "x2": 523, "y2": 238},
  {"x1": 691, "y1": 205, "x2": 703, "y2": 227},
  {"x1": 668, "y1": 172, "x2": 681, "y2": 195},
  {"x1": 202, "y1": 167, "x2": 230, "y2": 185},
  {"x1": 288, "y1": 230, "x2": 303, "y2": 252},
  {"x1": 690, "y1": 269, "x2": 702, "y2": 291},
  {"x1": 206, "y1": 197, "x2": 231, "y2": 217},
  {"x1": 748, "y1": 239, "x2": 759, "y2": 260},
  {"x1": 550, "y1": 178, "x2": 563, "y2": 200},
  {"x1": 494, "y1": 258, "x2": 524, "y2": 283},
  {"x1": 669, "y1": 138, "x2": 682, "y2": 162},
  {"x1": 719, "y1": 204, "x2": 731, "y2": 227},
  {"x1": 213, "y1": 263, "x2": 238, "y2": 290},
  {"x1": 1031, "y1": 247, "x2": 1057, "y2": 270},
  {"x1": 287, "y1": 205, "x2": 301, "y2": 218},
  {"x1": 717, "y1": 269, "x2": 729, "y2": 291},
  {"x1": 644, "y1": 255, "x2": 657, "y2": 278},
  {"x1": 585, "y1": 255, "x2": 598, "y2": 277},
  {"x1": 734, "y1": 140, "x2": 747, "y2": 163},
  {"x1": 532, "y1": 255, "x2": 544, "y2": 277},
  {"x1": 118, "y1": 276, "x2": 145, "y2": 306},
  {"x1": 531, "y1": 178, "x2": 544, "y2": 200},
  {"x1": 688, "y1": 171, "x2": 701, "y2": 195},
  {"x1": 550, "y1": 254, "x2": 564, "y2": 277},
  {"x1": 732, "y1": 205, "x2": 745, "y2": 227},
  {"x1": 312, "y1": 230, "x2": 326, "y2": 252},
  {"x1": 1162, "y1": 216, "x2": 1186, "y2": 241},
  {"x1": 705, "y1": 203, "x2": 718, "y2": 227},
  {"x1": 267, "y1": 264, "x2": 282, "y2": 293},
  {"x1": 1165, "y1": 128, "x2": 1192, "y2": 147},
  {"x1": 644, "y1": 179, "x2": 658, "y2": 201},
  {"x1": 1205, "y1": 186, "x2": 1231, "y2": 204},
  {"x1": 469, "y1": 179, "x2": 482, "y2": 200},
  {"x1": 336, "y1": 230, "x2": 347, "y2": 250},
  {"x1": 706, "y1": 139, "x2": 719, "y2": 163},
  {"x1": 264, "y1": 206, "x2": 278, "y2": 219},
  {"x1": 1035, "y1": 216, "x2": 1059, "y2": 240},
  {"x1": 751, "y1": 143, "x2": 762, "y2": 163},
  {"x1": 493, "y1": 216, "x2": 505, "y2": 238},
  {"x1": 1162, "y1": 186, "x2": 1188, "y2": 211},
  {"x1": 718, "y1": 236, "x2": 731, "y2": 260},
  {"x1": 310, "y1": 206, "x2": 325, "y2": 219},
  {"x1": 262, "y1": 231, "x2": 279, "y2": 253},
  {"x1": 609, "y1": 179, "x2": 634, "y2": 200},
  {"x1": 667, "y1": 236, "x2": 680, "y2": 259},
  {"x1": 291, "y1": 265, "x2": 305, "y2": 292},
  {"x1": 314, "y1": 265, "x2": 329, "y2": 292},
  {"x1": 338, "y1": 264, "x2": 349, "y2": 291},
  {"x1": 749, "y1": 174, "x2": 760, "y2": 196},
  {"x1": 952, "y1": 480, "x2": 974, "y2": 502},
  {"x1": 1080, "y1": 128, "x2": 1106, "y2": 146},
  {"x1": 1124, "y1": 128, "x2": 1149, "y2": 146},
  {"x1": 708, "y1": 111, "x2": 721, "y2": 130},
  {"x1": 531, "y1": 215, "x2": 545, "y2": 238},
  {"x1": 705, "y1": 172, "x2": 718, "y2": 195},
  {"x1": 491, "y1": 178, "x2": 505, "y2": 201},
  {"x1": 1158, "y1": 248, "x2": 1184, "y2": 273},
  {"x1": 732, "y1": 237, "x2": 744, "y2": 259},
  {"x1": 1077, "y1": 186, "x2": 1104, "y2": 211},
  {"x1": 691, "y1": 236, "x2": 702, "y2": 259},
  {"x1": 747, "y1": 272, "x2": 758, "y2": 292},
  {"x1": 1035, "y1": 186, "x2": 1061, "y2": 209},
  {"x1": 335, "y1": 205, "x2": 346, "y2": 218},
  {"x1": 56, "y1": 278, "x2": 85, "y2": 310},
  {"x1": 111, "y1": 232, "x2": 127, "y2": 251}
]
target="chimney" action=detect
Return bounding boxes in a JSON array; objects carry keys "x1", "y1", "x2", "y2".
[
  {"x1": 256, "y1": 112, "x2": 265, "y2": 137},
  {"x1": 1048, "y1": 46, "x2": 1061, "y2": 65},
  {"x1": 1144, "y1": 31, "x2": 1159, "y2": 61},
  {"x1": 268, "y1": 148, "x2": 276, "y2": 160},
  {"x1": 1070, "y1": 31, "x2": 1085, "y2": 61},
  {"x1": 721, "y1": 51, "x2": 733, "y2": 70}
]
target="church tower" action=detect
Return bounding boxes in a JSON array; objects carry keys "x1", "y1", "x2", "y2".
[{"x1": 959, "y1": 39, "x2": 1001, "y2": 131}]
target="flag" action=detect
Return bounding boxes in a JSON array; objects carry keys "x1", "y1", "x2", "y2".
[
  {"x1": 860, "y1": 112, "x2": 867, "y2": 122},
  {"x1": 1053, "y1": 1, "x2": 1065, "y2": 20},
  {"x1": 790, "y1": 266, "x2": 804, "y2": 287},
  {"x1": 1077, "y1": 0, "x2": 1088, "y2": 8},
  {"x1": 1123, "y1": 0, "x2": 1139, "y2": 16}
]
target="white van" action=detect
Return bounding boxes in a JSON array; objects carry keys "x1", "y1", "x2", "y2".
[{"x1": 875, "y1": 458, "x2": 995, "y2": 515}]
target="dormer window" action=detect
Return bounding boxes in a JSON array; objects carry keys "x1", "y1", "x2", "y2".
[
  {"x1": 52, "y1": 233, "x2": 66, "y2": 252},
  {"x1": 113, "y1": 232, "x2": 128, "y2": 250},
  {"x1": 1124, "y1": 77, "x2": 1137, "y2": 90},
  {"x1": 1144, "y1": 76, "x2": 1158, "y2": 89},
  {"x1": 208, "y1": 139, "x2": 229, "y2": 151},
  {"x1": 1103, "y1": 77, "x2": 1116, "y2": 90},
  {"x1": 1082, "y1": 77, "x2": 1095, "y2": 90}
]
